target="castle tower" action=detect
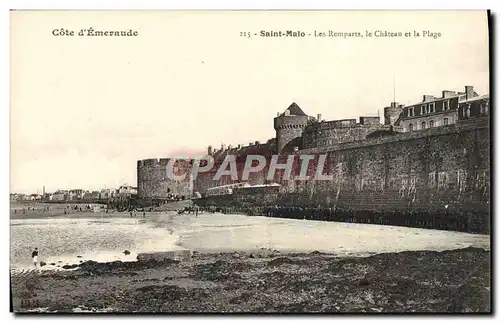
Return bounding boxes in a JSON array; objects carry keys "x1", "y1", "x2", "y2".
[
  {"x1": 274, "y1": 102, "x2": 309, "y2": 153},
  {"x1": 384, "y1": 102, "x2": 403, "y2": 126}
]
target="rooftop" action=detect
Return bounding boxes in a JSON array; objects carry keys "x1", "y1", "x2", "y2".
[{"x1": 280, "y1": 102, "x2": 308, "y2": 117}]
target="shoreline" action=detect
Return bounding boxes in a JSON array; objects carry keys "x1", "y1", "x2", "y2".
[
  {"x1": 10, "y1": 212, "x2": 490, "y2": 272},
  {"x1": 11, "y1": 246, "x2": 491, "y2": 313}
]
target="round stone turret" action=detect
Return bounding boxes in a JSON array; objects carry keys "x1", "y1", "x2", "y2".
[
  {"x1": 384, "y1": 102, "x2": 403, "y2": 126},
  {"x1": 274, "y1": 102, "x2": 308, "y2": 153}
]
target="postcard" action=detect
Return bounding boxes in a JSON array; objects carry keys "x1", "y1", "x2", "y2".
[{"x1": 10, "y1": 10, "x2": 490, "y2": 313}]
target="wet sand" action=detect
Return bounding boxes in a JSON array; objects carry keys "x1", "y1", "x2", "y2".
[{"x1": 11, "y1": 246, "x2": 490, "y2": 313}]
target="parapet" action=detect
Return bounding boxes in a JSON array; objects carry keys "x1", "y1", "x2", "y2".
[
  {"x1": 139, "y1": 158, "x2": 161, "y2": 167},
  {"x1": 305, "y1": 119, "x2": 364, "y2": 130},
  {"x1": 274, "y1": 114, "x2": 309, "y2": 129},
  {"x1": 159, "y1": 158, "x2": 169, "y2": 166},
  {"x1": 359, "y1": 116, "x2": 381, "y2": 126},
  {"x1": 138, "y1": 157, "x2": 195, "y2": 168}
]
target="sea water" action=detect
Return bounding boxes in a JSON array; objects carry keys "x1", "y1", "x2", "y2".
[{"x1": 10, "y1": 212, "x2": 490, "y2": 271}]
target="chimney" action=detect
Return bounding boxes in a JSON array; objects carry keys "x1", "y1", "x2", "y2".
[
  {"x1": 221, "y1": 143, "x2": 225, "y2": 150},
  {"x1": 207, "y1": 145, "x2": 213, "y2": 156},
  {"x1": 423, "y1": 95, "x2": 435, "y2": 102},
  {"x1": 237, "y1": 144, "x2": 241, "y2": 149},
  {"x1": 390, "y1": 102, "x2": 399, "y2": 108},
  {"x1": 255, "y1": 141, "x2": 260, "y2": 145},
  {"x1": 442, "y1": 90, "x2": 456, "y2": 98},
  {"x1": 277, "y1": 112, "x2": 280, "y2": 117},
  {"x1": 465, "y1": 86, "x2": 474, "y2": 100},
  {"x1": 317, "y1": 114, "x2": 322, "y2": 121}
]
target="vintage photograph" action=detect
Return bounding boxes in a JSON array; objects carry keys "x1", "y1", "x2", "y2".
[{"x1": 9, "y1": 10, "x2": 490, "y2": 313}]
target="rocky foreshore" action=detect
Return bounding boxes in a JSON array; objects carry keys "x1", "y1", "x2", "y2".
[{"x1": 11, "y1": 247, "x2": 490, "y2": 313}]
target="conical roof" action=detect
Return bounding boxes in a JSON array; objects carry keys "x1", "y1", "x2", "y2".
[{"x1": 282, "y1": 102, "x2": 307, "y2": 116}]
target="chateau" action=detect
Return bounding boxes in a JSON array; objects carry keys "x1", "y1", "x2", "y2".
[{"x1": 137, "y1": 85, "x2": 489, "y2": 214}]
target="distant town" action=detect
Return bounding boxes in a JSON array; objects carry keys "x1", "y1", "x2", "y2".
[{"x1": 10, "y1": 185, "x2": 138, "y2": 203}]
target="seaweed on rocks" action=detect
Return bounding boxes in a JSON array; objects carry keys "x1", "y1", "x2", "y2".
[
  {"x1": 192, "y1": 260, "x2": 244, "y2": 282},
  {"x1": 77, "y1": 259, "x2": 179, "y2": 275}
]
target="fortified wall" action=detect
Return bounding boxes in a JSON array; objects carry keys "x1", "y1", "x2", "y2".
[
  {"x1": 302, "y1": 117, "x2": 392, "y2": 149},
  {"x1": 137, "y1": 158, "x2": 193, "y2": 201},
  {"x1": 137, "y1": 93, "x2": 490, "y2": 219},
  {"x1": 292, "y1": 117, "x2": 489, "y2": 213}
]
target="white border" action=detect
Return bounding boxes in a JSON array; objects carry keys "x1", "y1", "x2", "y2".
[{"x1": 2, "y1": 1, "x2": 498, "y2": 322}]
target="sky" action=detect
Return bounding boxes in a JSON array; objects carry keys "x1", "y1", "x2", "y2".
[{"x1": 10, "y1": 11, "x2": 489, "y2": 194}]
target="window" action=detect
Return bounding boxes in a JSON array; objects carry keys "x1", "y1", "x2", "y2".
[
  {"x1": 407, "y1": 107, "x2": 414, "y2": 117},
  {"x1": 409, "y1": 123, "x2": 414, "y2": 132},
  {"x1": 443, "y1": 118, "x2": 449, "y2": 126},
  {"x1": 421, "y1": 121, "x2": 426, "y2": 130},
  {"x1": 429, "y1": 120, "x2": 435, "y2": 128},
  {"x1": 459, "y1": 95, "x2": 466, "y2": 102},
  {"x1": 480, "y1": 104, "x2": 485, "y2": 115},
  {"x1": 443, "y1": 100, "x2": 450, "y2": 111},
  {"x1": 429, "y1": 103, "x2": 435, "y2": 113},
  {"x1": 421, "y1": 105, "x2": 427, "y2": 114},
  {"x1": 466, "y1": 105, "x2": 471, "y2": 118}
]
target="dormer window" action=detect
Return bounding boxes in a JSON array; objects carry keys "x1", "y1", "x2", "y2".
[
  {"x1": 429, "y1": 103, "x2": 435, "y2": 113},
  {"x1": 443, "y1": 100, "x2": 450, "y2": 111},
  {"x1": 459, "y1": 95, "x2": 466, "y2": 102},
  {"x1": 407, "y1": 107, "x2": 414, "y2": 117},
  {"x1": 421, "y1": 105, "x2": 427, "y2": 114}
]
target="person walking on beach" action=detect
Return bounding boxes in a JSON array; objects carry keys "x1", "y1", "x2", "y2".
[
  {"x1": 143, "y1": 210, "x2": 146, "y2": 218},
  {"x1": 32, "y1": 248, "x2": 39, "y2": 269}
]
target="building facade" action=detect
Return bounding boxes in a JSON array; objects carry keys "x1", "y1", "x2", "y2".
[{"x1": 398, "y1": 86, "x2": 480, "y2": 132}]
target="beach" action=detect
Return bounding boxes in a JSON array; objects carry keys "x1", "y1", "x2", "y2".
[
  {"x1": 11, "y1": 247, "x2": 490, "y2": 313},
  {"x1": 10, "y1": 209, "x2": 491, "y2": 313}
]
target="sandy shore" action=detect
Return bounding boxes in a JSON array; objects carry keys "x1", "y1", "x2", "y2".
[{"x1": 10, "y1": 246, "x2": 490, "y2": 313}]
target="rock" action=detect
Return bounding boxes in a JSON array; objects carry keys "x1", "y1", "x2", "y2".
[
  {"x1": 249, "y1": 253, "x2": 255, "y2": 258},
  {"x1": 79, "y1": 260, "x2": 99, "y2": 270},
  {"x1": 268, "y1": 257, "x2": 295, "y2": 266},
  {"x1": 77, "y1": 255, "x2": 82, "y2": 258},
  {"x1": 359, "y1": 277, "x2": 370, "y2": 286},
  {"x1": 62, "y1": 264, "x2": 78, "y2": 270},
  {"x1": 123, "y1": 250, "x2": 131, "y2": 255},
  {"x1": 49, "y1": 263, "x2": 56, "y2": 266},
  {"x1": 137, "y1": 251, "x2": 187, "y2": 263},
  {"x1": 40, "y1": 261, "x2": 46, "y2": 267}
]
